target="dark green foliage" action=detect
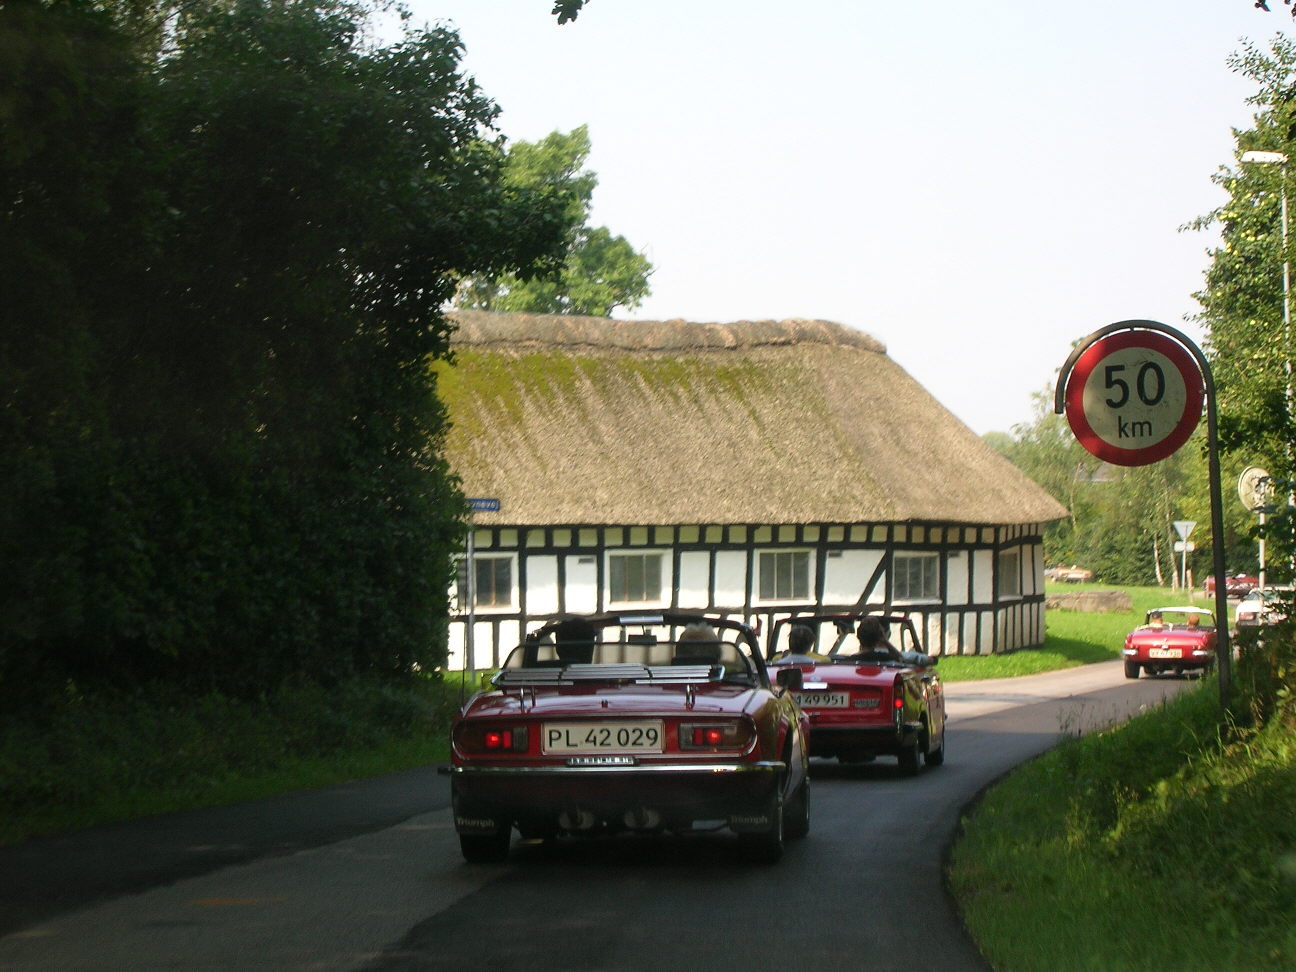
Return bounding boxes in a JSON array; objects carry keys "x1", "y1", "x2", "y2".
[
  {"x1": 1, "y1": 1, "x2": 567, "y2": 700},
  {"x1": 0, "y1": 674, "x2": 461, "y2": 842}
]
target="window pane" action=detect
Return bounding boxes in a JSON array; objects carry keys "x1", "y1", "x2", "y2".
[
  {"x1": 895, "y1": 554, "x2": 938, "y2": 600},
  {"x1": 457, "y1": 557, "x2": 512, "y2": 608},
  {"x1": 610, "y1": 553, "x2": 662, "y2": 602},
  {"x1": 759, "y1": 551, "x2": 810, "y2": 600}
]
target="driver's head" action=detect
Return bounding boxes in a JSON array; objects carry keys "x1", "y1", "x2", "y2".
[
  {"x1": 554, "y1": 616, "x2": 597, "y2": 663},
  {"x1": 857, "y1": 617, "x2": 887, "y2": 648},
  {"x1": 788, "y1": 624, "x2": 816, "y2": 655}
]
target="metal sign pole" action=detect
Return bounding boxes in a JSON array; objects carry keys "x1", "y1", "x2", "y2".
[{"x1": 1055, "y1": 320, "x2": 1231, "y2": 712}]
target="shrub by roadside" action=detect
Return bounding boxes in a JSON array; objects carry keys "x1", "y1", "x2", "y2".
[
  {"x1": 948, "y1": 680, "x2": 1296, "y2": 969},
  {"x1": 0, "y1": 674, "x2": 462, "y2": 845}
]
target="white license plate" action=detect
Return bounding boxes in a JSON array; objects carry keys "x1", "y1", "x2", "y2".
[
  {"x1": 792, "y1": 692, "x2": 849, "y2": 709},
  {"x1": 1149, "y1": 647, "x2": 1182, "y2": 659},
  {"x1": 542, "y1": 722, "x2": 664, "y2": 754}
]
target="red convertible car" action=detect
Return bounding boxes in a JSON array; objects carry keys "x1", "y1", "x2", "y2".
[
  {"x1": 447, "y1": 611, "x2": 810, "y2": 864},
  {"x1": 1122, "y1": 606, "x2": 1217, "y2": 679},
  {"x1": 1203, "y1": 573, "x2": 1258, "y2": 598},
  {"x1": 766, "y1": 613, "x2": 945, "y2": 775}
]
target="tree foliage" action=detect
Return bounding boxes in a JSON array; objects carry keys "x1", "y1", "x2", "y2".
[
  {"x1": 1192, "y1": 35, "x2": 1296, "y2": 582},
  {"x1": 454, "y1": 126, "x2": 653, "y2": 316},
  {"x1": 1, "y1": 0, "x2": 569, "y2": 700}
]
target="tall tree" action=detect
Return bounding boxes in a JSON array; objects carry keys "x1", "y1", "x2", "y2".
[
  {"x1": 455, "y1": 126, "x2": 653, "y2": 316},
  {"x1": 1191, "y1": 35, "x2": 1296, "y2": 579},
  {"x1": 0, "y1": 0, "x2": 569, "y2": 697}
]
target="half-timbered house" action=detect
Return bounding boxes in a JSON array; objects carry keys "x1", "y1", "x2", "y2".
[{"x1": 439, "y1": 311, "x2": 1067, "y2": 668}]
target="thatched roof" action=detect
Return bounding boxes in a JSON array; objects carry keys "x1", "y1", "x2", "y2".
[{"x1": 439, "y1": 312, "x2": 1067, "y2": 527}]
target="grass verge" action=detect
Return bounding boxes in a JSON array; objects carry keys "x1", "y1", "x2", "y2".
[
  {"x1": 948, "y1": 681, "x2": 1296, "y2": 970},
  {"x1": 0, "y1": 673, "x2": 472, "y2": 846}
]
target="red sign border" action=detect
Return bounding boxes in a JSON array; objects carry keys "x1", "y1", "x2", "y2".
[{"x1": 1064, "y1": 329, "x2": 1204, "y2": 466}]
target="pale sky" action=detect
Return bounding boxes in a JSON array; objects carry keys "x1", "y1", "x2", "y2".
[{"x1": 396, "y1": 0, "x2": 1286, "y2": 435}]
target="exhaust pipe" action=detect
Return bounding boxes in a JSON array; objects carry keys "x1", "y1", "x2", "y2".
[
  {"x1": 623, "y1": 807, "x2": 662, "y2": 831},
  {"x1": 558, "y1": 808, "x2": 597, "y2": 831}
]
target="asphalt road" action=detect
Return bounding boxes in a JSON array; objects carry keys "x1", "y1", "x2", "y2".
[{"x1": 0, "y1": 661, "x2": 1195, "y2": 970}]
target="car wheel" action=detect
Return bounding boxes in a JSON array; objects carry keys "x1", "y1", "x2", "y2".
[
  {"x1": 924, "y1": 727, "x2": 945, "y2": 767},
  {"x1": 739, "y1": 791, "x2": 785, "y2": 864},
  {"x1": 459, "y1": 828, "x2": 511, "y2": 864},
  {"x1": 897, "y1": 737, "x2": 920, "y2": 777},
  {"x1": 785, "y1": 776, "x2": 810, "y2": 840},
  {"x1": 1124, "y1": 659, "x2": 1140, "y2": 679}
]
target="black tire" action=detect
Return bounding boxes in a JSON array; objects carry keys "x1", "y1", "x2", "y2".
[
  {"x1": 738, "y1": 791, "x2": 785, "y2": 864},
  {"x1": 785, "y1": 776, "x2": 810, "y2": 840},
  {"x1": 924, "y1": 727, "x2": 945, "y2": 767},
  {"x1": 459, "y1": 828, "x2": 511, "y2": 863},
  {"x1": 1124, "y1": 659, "x2": 1141, "y2": 679},
  {"x1": 897, "y1": 737, "x2": 920, "y2": 776}
]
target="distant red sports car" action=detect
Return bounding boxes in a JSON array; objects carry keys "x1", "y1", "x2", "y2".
[
  {"x1": 1122, "y1": 606, "x2": 1217, "y2": 679},
  {"x1": 446, "y1": 611, "x2": 810, "y2": 864},
  {"x1": 1203, "y1": 573, "x2": 1258, "y2": 598},
  {"x1": 766, "y1": 613, "x2": 945, "y2": 775}
]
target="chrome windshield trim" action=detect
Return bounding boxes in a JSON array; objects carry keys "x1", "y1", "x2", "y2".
[{"x1": 447, "y1": 760, "x2": 785, "y2": 775}]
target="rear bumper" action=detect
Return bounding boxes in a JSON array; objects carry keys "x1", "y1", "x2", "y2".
[
  {"x1": 449, "y1": 761, "x2": 785, "y2": 835},
  {"x1": 806, "y1": 722, "x2": 918, "y2": 759}
]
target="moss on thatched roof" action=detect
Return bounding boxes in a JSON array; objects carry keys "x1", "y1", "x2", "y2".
[{"x1": 439, "y1": 312, "x2": 1067, "y2": 527}]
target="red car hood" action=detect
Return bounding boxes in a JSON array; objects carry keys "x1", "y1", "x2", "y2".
[{"x1": 464, "y1": 682, "x2": 763, "y2": 719}]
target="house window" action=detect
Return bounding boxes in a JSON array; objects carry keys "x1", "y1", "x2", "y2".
[
  {"x1": 609, "y1": 551, "x2": 664, "y2": 604},
  {"x1": 758, "y1": 550, "x2": 811, "y2": 601},
  {"x1": 456, "y1": 555, "x2": 514, "y2": 610},
  {"x1": 894, "y1": 553, "x2": 940, "y2": 601},
  {"x1": 998, "y1": 550, "x2": 1022, "y2": 597}
]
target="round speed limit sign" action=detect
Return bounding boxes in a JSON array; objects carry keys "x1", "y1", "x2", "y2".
[{"x1": 1064, "y1": 329, "x2": 1204, "y2": 466}]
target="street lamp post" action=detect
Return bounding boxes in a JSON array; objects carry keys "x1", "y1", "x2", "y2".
[{"x1": 1241, "y1": 150, "x2": 1293, "y2": 459}]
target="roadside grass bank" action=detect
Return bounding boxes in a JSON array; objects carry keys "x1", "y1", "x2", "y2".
[
  {"x1": 0, "y1": 674, "x2": 461, "y2": 846},
  {"x1": 948, "y1": 641, "x2": 1296, "y2": 969}
]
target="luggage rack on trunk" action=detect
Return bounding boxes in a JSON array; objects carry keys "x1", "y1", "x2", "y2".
[{"x1": 493, "y1": 663, "x2": 722, "y2": 686}]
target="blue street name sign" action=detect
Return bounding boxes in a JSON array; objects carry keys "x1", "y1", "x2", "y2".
[{"x1": 467, "y1": 497, "x2": 501, "y2": 513}]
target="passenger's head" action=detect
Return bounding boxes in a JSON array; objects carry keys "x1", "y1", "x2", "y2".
[
  {"x1": 676, "y1": 621, "x2": 722, "y2": 662},
  {"x1": 788, "y1": 624, "x2": 816, "y2": 656},
  {"x1": 554, "y1": 616, "x2": 597, "y2": 663},
  {"x1": 1187, "y1": 613, "x2": 1200, "y2": 627},
  {"x1": 857, "y1": 617, "x2": 887, "y2": 649}
]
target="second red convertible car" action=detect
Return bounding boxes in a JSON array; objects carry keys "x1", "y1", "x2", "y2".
[
  {"x1": 447, "y1": 611, "x2": 810, "y2": 864},
  {"x1": 1122, "y1": 606, "x2": 1217, "y2": 679},
  {"x1": 767, "y1": 613, "x2": 945, "y2": 776}
]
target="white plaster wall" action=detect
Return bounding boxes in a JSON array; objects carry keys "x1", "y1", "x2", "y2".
[
  {"x1": 677, "y1": 550, "x2": 711, "y2": 609},
  {"x1": 823, "y1": 549, "x2": 884, "y2": 605},
  {"x1": 971, "y1": 549, "x2": 994, "y2": 606},
  {"x1": 945, "y1": 553, "x2": 970, "y2": 606},
  {"x1": 564, "y1": 554, "x2": 599, "y2": 614},
  {"x1": 713, "y1": 550, "x2": 747, "y2": 606},
  {"x1": 525, "y1": 555, "x2": 560, "y2": 615}
]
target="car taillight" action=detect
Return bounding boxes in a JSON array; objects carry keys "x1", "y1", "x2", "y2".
[
  {"x1": 679, "y1": 721, "x2": 754, "y2": 751},
  {"x1": 456, "y1": 724, "x2": 529, "y2": 754}
]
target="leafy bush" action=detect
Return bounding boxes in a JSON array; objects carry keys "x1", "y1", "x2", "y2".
[{"x1": 0, "y1": 674, "x2": 459, "y2": 844}]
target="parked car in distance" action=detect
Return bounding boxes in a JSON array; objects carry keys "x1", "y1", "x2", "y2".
[
  {"x1": 1235, "y1": 586, "x2": 1293, "y2": 627},
  {"x1": 445, "y1": 611, "x2": 809, "y2": 864},
  {"x1": 1203, "y1": 573, "x2": 1259, "y2": 598},
  {"x1": 766, "y1": 613, "x2": 945, "y2": 776},
  {"x1": 1122, "y1": 606, "x2": 1217, "y2": 679},
  {"x1": 1044, "y1": 564, "x2": 1094, "y2": 583}
]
